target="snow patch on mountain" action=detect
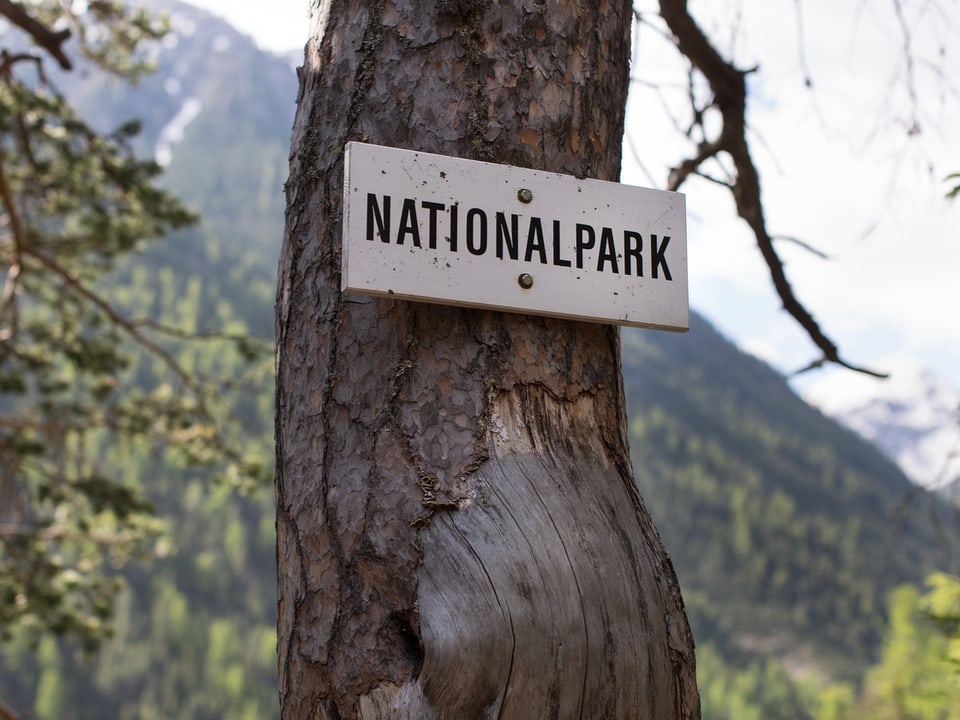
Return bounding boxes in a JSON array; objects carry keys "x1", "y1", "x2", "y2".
[
  {"x1": 799, "y1": 355, "x2": 960, "y2": 491},
  {"x1": 155, "y1": 97, "x2": 202, "y2": 166}
]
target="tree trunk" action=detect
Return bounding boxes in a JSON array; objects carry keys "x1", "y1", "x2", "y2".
[{"x1": 275, "y1": 1, "x2": 699, "y2": 718}]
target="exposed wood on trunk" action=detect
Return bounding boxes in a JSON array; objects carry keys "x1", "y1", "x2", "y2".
[{"x1": 276, "y1": 1, "x2": 700, "y2": 717}]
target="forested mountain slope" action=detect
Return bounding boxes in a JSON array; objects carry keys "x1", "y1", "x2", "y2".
[
  {"x1": 1, "y1": 2, "x2": 955, "y2": 717},
  {"x1": 1, "y1": 2, "x2": 292, "y2": 717},
  {"x1": 625, "y1": 318, "x2": 956, "y2": 680}
]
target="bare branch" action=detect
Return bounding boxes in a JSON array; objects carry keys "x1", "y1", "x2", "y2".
[
  {"x1": 0, "y1": 49, "x2": 43, "y2": 76},
  {"x1": 792, "y1": 354, "x2": 889, "y2": 379},
  {"x1": 0, "y1": 0, "x2": 73, "y2": 70},
  {"x1": 131, "y1": 317, "x2": 269, "y2": 346},
  {"x1": 772, "y1": 234, "x2": 832, "y2": 260},
  {"x1": 658, "y1": 0, "x2": 888, "y2": 378},
  {"x1": 624, "y1": 130, "x2": 660, "y2": 188},
  {"x1": 792, "y1": 0, "x2": 814, "y2": 88},
  {"x1": 692, "y1": 169, "x2": 734, "y2": 188},
  {"x1": 667, "y1": 138, "x2": 722, "y2": 190},
  {"x1": 891, "y1": 0, "x2": 922, "y2": 135},
  {"x1": 633, "y1": 8, "x2": 676, "y2": 45}
]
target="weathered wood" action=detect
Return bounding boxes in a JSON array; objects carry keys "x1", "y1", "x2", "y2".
[{"x1": 276, "y1": 1, "x2": 700, "y2": 717}]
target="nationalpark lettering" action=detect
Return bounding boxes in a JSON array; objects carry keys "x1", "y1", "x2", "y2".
[{"x1": 365, "y1": 193, "x2": 673, "y2": 280}]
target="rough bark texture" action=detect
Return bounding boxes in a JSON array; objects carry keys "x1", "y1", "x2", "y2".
[{"x1": 275, "y1": 1, "x2": 700, "y2": 718}]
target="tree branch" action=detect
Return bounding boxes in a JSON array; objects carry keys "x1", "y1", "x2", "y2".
[
  {"x1": 658, "y1": 0, "x2": 888, "y2": 378},
  {"x1": 667, "y1": 138, "x2": 723, "y2": 191},
  {"x1": 890, "y1": 0, "x2": 922, "y2": 136},
  {"x1": 0, "y1": 49, "x2": 42, "y2": 76},
  {"x1": 0, "y1": 147, "x2": 24, "y2": 342},
  {"x1": 0, "y1": 698, "x2": 24, "y2": 720},
  {"x1": 771, "y1": 234, "x2": 831, "y2": 260},
  {"x1": 21, "y1": 246, "x2": 205, "y2": 400},
  {"x1": 0, "y1": 0, "x2": 73, "y2": 70}
]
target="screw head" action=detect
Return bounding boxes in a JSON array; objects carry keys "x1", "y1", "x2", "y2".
[
  {"x1": 517, "y1": 273, "x2": 534, "y2": 289},
  {"x1": 517, "y1": 188, "x2": 533, "y2": 203}
]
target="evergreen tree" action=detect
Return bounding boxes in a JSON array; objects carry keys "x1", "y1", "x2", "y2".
[
  {"x1": 0, "y1": 0, "x2": 264, "y2": 670},
  {"x1": 855, "y1": 584, "x2": 959, "y2": 718}
]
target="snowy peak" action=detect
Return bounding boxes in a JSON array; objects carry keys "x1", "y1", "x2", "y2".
[{"x1": 800, "y1": 356, "x2": 960, "y2": 492}]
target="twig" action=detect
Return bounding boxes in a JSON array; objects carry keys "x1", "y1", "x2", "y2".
[
  {"x1": 667, "y1": 138, "x2": 722, "y2": 190},
  {"x1": 624, "y1": 130, "x2": 660, "y2": 188},
  {"x1": 771, "y1": 234, "x2": 831, "y2": 260},
  {"x1": 21, "y1": 246, "x2": 206, "y2": 400},
  {"x1": 792, "y1": 0, "x2": 814, "y2": 88},
  {"x1": 132, "y1": 317, "x2": 270, "y2": 346},
  {"x1": 0, "y1": 0, "x2": 73, "y2": 70},
  {"x1": 891, "y1": 0, "x2": 922, "y2": 135},
  {"x1": 0, "y1": 49, "x2": 42, "y2": 76},
  {"x1": 792, "y1": 354, "x2": 888, "y2": 379}
]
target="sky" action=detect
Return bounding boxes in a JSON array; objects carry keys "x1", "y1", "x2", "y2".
[{"x1": 187, "y1": 0, "x2": 960, "y2": 393}]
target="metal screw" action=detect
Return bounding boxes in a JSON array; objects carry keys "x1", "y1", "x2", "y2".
[
  {"x1": 517, "y1": 188, "x2": 533, "y2": 203},
  {"x1": 518, "y1": 273, "x2": 534, "y2": 289}
]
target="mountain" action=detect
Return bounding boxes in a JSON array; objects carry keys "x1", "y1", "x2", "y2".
[
  {"x1": 622, "y1": 320, "x2": 956, "y2": 683},
  {"x1": 2, "y1": 2, "x2": 958, "y2": 717},
  {"x1": 800, "y1": 358, "x2": 960, "y2": 496},
  {"x1": 59, "y1": 0, "x2": 295, "y2": 286}
]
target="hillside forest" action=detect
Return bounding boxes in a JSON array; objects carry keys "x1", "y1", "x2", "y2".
[{"x1": 1, "y1": 2, "x2": 960, "y2": 719}]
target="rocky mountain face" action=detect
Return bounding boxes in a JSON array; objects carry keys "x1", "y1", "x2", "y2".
[{"x1": 800, "y1": 358, "x2": 960, "y2": 497}]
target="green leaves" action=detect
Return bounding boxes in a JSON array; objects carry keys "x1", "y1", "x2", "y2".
[
  {"x1": 947, "y1": 173, "x2": 960, "y2": 202},
  {"x1": 20, "y1": 0, "x2": 170, "y2": 81},
  {"x1": 922, "y1": 573, "x2": 960, "y2": 667}
]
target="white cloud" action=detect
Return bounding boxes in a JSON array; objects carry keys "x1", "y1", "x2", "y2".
[{"x1": 186, "y1": 0, "x2": 308, "y2": 54}]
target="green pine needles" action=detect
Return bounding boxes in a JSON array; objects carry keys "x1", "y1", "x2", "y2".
[{"x1": 0, "y1": 1, "x2": 270, "y2": 657}]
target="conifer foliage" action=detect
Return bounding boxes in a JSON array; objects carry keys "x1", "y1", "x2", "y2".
[{"x1": 0, "y1": 0, "x2": 262, "y2": 658}]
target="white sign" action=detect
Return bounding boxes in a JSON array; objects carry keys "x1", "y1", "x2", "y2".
[{"x1": 342, "y1": 142, "x2": 688, "y2": 331}]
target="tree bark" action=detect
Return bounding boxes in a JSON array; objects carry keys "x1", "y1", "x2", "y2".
[{"x1": 275, "y1": 1, "x2": 699, "y2": 718}]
